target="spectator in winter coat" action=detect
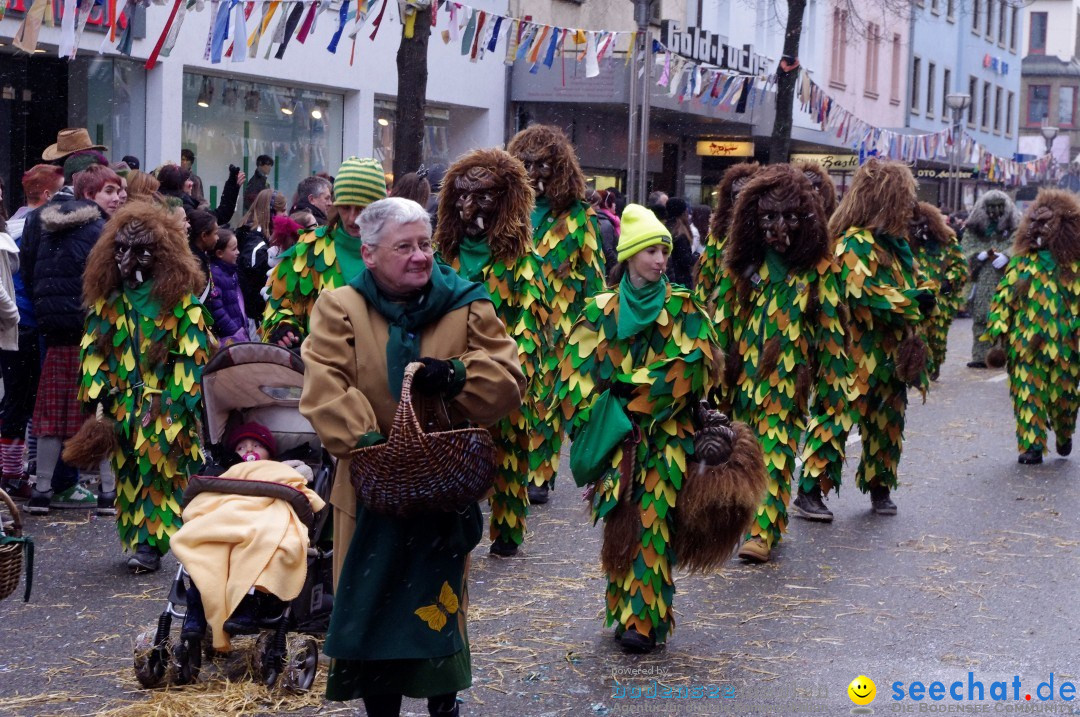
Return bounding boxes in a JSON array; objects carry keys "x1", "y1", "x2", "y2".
[
  {"x1": 206, "y1": 227, "x2": 250, "y2": 345},
  {"x1": 186, "y1": 209, "x2": 218, "y2": 303},
  {"x1": 158, "y1": 164, "x2": 199, "y2": 212},
  {"x1": 588, "y1": 189, "x2": 619, "y2": 274},
  {"x1": 236, "y1": 189, "x2": 286, "y2": 322},
  {"x1": 24, "y1": 164, "x2": 121, "y2": 515},
  {"x1": 663, "y1": 197, "x2": 696, "y2": 289},
  {"x1": 243, "y1": 155, "x2": 274, "y2": 211},
  {"x1": 180, "y1": 149, "x2": 207, "y2": 209}
]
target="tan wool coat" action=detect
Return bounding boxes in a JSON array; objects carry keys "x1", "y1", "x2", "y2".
[{"x1": 299, "y1": 284, "x2": 526, "y2": 581}]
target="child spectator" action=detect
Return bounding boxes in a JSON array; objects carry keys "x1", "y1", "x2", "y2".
[{"x1": 206, "y1": 227, "x2": 250, "y2": 345}]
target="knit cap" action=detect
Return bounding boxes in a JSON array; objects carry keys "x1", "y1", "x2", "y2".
[
  {"x1": 333, "y1": 157, "x2": 387, "y2": 207},
  {"x1": 227, "y1": 422, "x2": 278, "y2": 457},
  {"x1": 62, "y1": 150, "x2": 108, "y2": 185},
  {"x1": 616, "y1": 203, "x2": 672, "y2": 262}
]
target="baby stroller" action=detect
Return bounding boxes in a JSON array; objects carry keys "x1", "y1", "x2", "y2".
[{"x1": 133, "y1": 343, "x2": 334, "y2": 691}]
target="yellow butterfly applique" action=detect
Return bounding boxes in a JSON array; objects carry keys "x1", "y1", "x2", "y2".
[{"x1": 414, "y1": 581, "x2": 460, "y2": 632}]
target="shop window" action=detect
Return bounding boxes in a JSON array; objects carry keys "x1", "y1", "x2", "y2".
[
  {"x1": 1026, "y1": 85, "x2": 1050, "y2": 126},
  {"x1": 70, "y1": 57, "x2": 147, "y2": 169},
  {"x1": 181, "y1": 72, "x2": 343, "y2": 224},
  {"x1": 373, "y1": 99, "x2": 451, "y2": 183},
  {"x1": 1029, "y1": 12, "x2": 1047, "y2": 55}
]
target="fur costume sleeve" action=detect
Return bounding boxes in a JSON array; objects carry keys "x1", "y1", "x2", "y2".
[
  {"x1": 261, "y1": 229, "x2": 345, "y2": 342},
  {"x1": 709, "y1": 268, "x2": 738, "y2": 410},
  {"x1": 695, "y1": 233, "x2": 726, "y2": 305},
  {"x1": 942, "y1": 239, "x2": 971, "y2": 318},
  {"x1": 540, "y1": 202, "x2": 605, "y2": 342},
  {"x1": 982, "y1": 257, "x2": 1021, "y2": 344}
]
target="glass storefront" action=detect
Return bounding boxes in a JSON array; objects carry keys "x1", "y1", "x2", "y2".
[
  {"x1": 373, "y1": 98, "x2": 451, "y2": 182},
  {"x1": 181, "y1": 71, "x2": 343, "y2": 224}
]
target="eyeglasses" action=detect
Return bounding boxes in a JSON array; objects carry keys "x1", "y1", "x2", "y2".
[{"x1": 380, "y1": 240, "x2": 434, "y2": 256}]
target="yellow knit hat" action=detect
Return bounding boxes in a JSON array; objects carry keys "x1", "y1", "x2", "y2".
[
  {"x1": 616, "y1": 204, "x2": 672, "y2": 262},
  {"x1": 333, "y1": 157, "x2": 387, "y2": 207}
]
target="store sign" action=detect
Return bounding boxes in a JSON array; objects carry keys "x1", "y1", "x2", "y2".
[
  {"x1": 1, "y1": 0, "x2": 140, "y2": 34},
  {"x1": 661, "y1": 21, "x2": 771, "y2": 76},
  {"x1": 791, "y1": 153, "x2": 859, "y2": 170},
  {"x1": 696, "y1": 140, "x2": 755, "y2": 157},
  {"x1": 982, "y1": 55, "x2": 1009, "y2": 76},
  {"x1": 916, "y1": 168, "x2": 980, "y2": 180}
]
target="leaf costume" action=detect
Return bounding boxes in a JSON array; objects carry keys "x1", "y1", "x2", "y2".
[
  {"x1": 78, "y1": 286, "x2": 211, "y2": 554},
  {"x1": 913, "y1": 230, "x2": 969, "y2": 376},
  {"x1": 446, "y1": 246, "x2": 548, "y2": 546},
  {"x1": 260, "y1": 224, "x2": 362, "y2": 342},
  {"x1": 529, "y1": 197, "x2": 604, "y2": 489},
  {"x1": 713, "y1": 255, "x2": 852, "y2": 547},
  {"x1": 811, "y1": 227, "x2": 929, "y2": 492},
  {"x1": 694, "y1": 232, "x2": 726, "y2": 305},
  {"x1": 553, "y1": 283, "x2": 717, "y2": 643}
]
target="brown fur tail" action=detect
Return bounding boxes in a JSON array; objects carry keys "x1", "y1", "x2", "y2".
[
  {"x1": 896, "y1": 334, "x2": 929, "y2": 385},
  {"x1": 600, "y1": 471, "x2": 641, "y2": 577},
  {"x1": 673, "y1": 422, "x2": 768, "y2": 573},
  {"x1": 62, "y1": 415, "x2": 119, "y2": 469},
  {"x1": 986, "y1": 345, "x2": 1007, "y2": 369}
]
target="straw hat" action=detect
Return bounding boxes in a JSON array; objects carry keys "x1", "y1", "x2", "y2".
[{"x1": 41, "y1": 128, "x2": 107, "y2": 161}]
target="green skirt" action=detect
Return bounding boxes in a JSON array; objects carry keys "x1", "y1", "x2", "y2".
[{"x1": 326, "y1": 640, "x2": 471, "y2": 700}]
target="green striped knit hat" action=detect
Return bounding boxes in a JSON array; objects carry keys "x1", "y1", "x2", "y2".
[{"x1": 333, "y1": 157, "x2": 386, "y2": 207}]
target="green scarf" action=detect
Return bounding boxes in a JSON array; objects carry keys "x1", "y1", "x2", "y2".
[
  {"x1": 875, "y1": 231, "x2": 915, "y2": 273},
  {"x1": 457, "y1": 236, "x2": 491, "y2": 282},
  {"x1": 531, "y1": 196, "x2": 551, "y2": 233},
  {"x1": 125, "y1": 279, "x2": 162, "y2": 318},
  {"x1": 1037, "y1": 249, "x2": 1056, "y2": 272},
  {"x1": 763, "y1": 248, "x2": 789, "y2": 284},
  {"x1": 350, "y1": 263, "x2": 491, "y2": 399},
  {"x1": 617, "y1": 272, "x2": 668, "y2": 340},
  {"x1": 331, "y1": 224, "x2": 366, "y2": 285}
]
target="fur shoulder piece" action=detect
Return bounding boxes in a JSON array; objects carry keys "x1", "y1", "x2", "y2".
[{"x1": 40, "y1": 200, "x2": 103, "y2": 233}]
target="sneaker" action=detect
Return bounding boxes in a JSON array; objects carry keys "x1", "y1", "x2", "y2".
[
  {"x1": 51, "y1": 484, "x2": 97, "y2": 509},
  {"x1": 0, "y1": 474, "x2": 32, "y2": 501},
  {"x1": 869, "y1": 485, "x2": 897, "y2": 515},
  {"x1": 1018, "y1": 449, "x2": 1043, "y2": 465},
  {"x1": 527, "y1": 484, "x2": 550, "y2": 505},
  {"x1": 96, "y1": 491, "x2": 117, "y2": 516},
  {"x1": 127, "y1": 544, "x2": 161, "y2": 573},
  {"x1": 737, "y1": 536, "x2": 770, "y2": 563},
  {"x1": 27, "y1": 489, "x2": 51, "y2": 515},
  {"x1": 618, "y1": 627, "x2": 656, "y2": 654},
  {"x1": 791, "y1": 485, "x2": 834, "y2": 522},
  {"x1": 489, "y1": 538, "x2": 519, "y2": 557},
  {"x1": 1057, "y1": 438, "x2": 1073, "y2": 457}
]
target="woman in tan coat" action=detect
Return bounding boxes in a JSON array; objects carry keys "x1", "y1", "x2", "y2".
[{"x1": 300, "y1": 197, "x2": 524, "y2": 717}]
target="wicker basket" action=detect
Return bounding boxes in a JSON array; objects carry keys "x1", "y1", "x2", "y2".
[
  {"x1": 349, "y1": 362, "x2": 496, "y2": 518},
  {"x1": 0, "y1": 487, "x2": 33, "y2": 602}
]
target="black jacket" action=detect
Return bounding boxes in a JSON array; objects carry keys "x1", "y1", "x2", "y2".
[
  {"x1": 664, "y1": 229, "x2": 696, "y2": 290},
  {"x1": 243, "y1": 170, "x2": 269, "y2": 211},
  {"x1": 235, "y1": 225, "x2": 270, "y2": 320},
  {"x1": 290, "y1": 198, "x2": 327, "y2": 225},
  {"x1": 23, "y1": 198, "x2": 105, "y2": 346},
  {"x1": 597, "y1": 213, "x2": 618, "y2": 274}
]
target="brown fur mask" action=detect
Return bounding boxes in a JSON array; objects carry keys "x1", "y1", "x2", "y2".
[
  {"x1": 1013, "y1": 189, "x2": 1080, "y2": 267},
  {"x1": 434, "y1": 148, "x2": 535, "y2": 264},
  {"x1": 909, "y1": 201, "x2": 953, "y2": 252},
  {"x1": 828, "y1": 158, "x2": 916, "y2": 239},
  {"x1": 794, "y1": 161, "x2": 838, "y2": 218},
  {"x1": 84, "y1": 201, "x2": 203, "y2": 310},
  {"x1": 708, "y1": 162, "x2": 759, "y2": 240},
  {"x1": 725, "y1": 164, "x2": 830, "y2": 294},
  {"x1": 506, "y1": 124, "x2": 586, "y2": 215}
]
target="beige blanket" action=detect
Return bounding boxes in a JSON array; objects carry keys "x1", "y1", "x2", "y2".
[{"x1": 170, "y1": 461, "x2": 325, "y2": 650}]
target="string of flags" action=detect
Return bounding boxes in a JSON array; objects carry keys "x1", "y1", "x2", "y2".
[
  {"x1": 796, "y1": 68, "x2": 1057, "y2": 187},
  {"x1": 652, "y1": 39, "x2": 772, "y2": 114}
]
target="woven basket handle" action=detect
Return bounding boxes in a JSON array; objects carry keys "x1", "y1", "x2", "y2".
[{"x1": 0, "y1": 487, "x2": 21, "y2": 538}]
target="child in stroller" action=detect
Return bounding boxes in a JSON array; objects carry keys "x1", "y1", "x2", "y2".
[{"x1": 133, "y1": 343, "x2": 334, "y2": 691}]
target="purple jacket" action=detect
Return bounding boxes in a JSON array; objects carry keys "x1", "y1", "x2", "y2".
[{"x1": 207, "y1": 259, "x2": 250, "y2": 344}]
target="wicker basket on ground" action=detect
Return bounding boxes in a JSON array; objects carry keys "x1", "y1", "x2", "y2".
[
  {"x1": 0, "y1": 487, "x2": 34, "y2": 602},
  {"x1": 349, "y1": 362, "x2": 496, "y2": 518}
]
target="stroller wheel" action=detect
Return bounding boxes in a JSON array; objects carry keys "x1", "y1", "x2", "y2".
[
  {"x1": 133, "y1": 623, "x2": 175, "y2": 688},
  {"x1": 279, "y1": 636, "x2": 319, "y2": 692},
  {"x1": 173, "y1": 635, "x2": 202, "y2": 685}
]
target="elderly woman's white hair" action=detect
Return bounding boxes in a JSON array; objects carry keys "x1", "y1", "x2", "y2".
[{"x1": 359, "y1": 197, "x2": 431, "y2": 247}]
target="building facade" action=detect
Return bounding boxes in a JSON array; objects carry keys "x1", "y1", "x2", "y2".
[{"x1": 1019, "y1": 0, "x2": 1080, "y2": 172}]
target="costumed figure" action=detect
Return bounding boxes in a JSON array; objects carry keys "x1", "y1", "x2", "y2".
[
  {"x1": 507, "y1": 125, "x2": 605, "y2": 505},
  {"x1": 696, "y1": 162, "x2": 759, "y2": 307},
  {"x1": 64, "y1": 201, "x2": 212, "y2": 572},
  {"x1": 794, "y1": 161, "x2": 839, "y2": 218},
  {"x1": 982, "y1": 189, "x2": 1080, "y2": 465},
  {"x1": 909, "y1": 202, "x2": 969, "y2": 380},
  {"x1": 434, "y1": 149, "x2": 549, "y2": 557},
  {"x1": 552, "y1": 205, "x2": 723, "y2": 653},
  {"x1": 261, "y1": 157, "x2": 387, "y2": 349},
  {"x1": 709, "y1": 165, "x2": 853, "y2": 563},
  {"x1": 800, "y1": 159, "x2": 936, "y2": 515},
  {"x1": 299, "y1": 198, "x2": 524, "y2": 715},
  {"x1": 960, "y1": 190, "x2": 1020, "y2": 367}
]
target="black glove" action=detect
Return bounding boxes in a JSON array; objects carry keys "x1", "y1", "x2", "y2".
[
  {"x1": 915, "y1": 291, "x2": 936, "y2": 316},
  {"x1": 228, "y1": 164, "x2": 240, "y2": 180},
  {"x1": 412, "y1": 357, "x2": 456, "y2": 395},
  {"x1": 609, "y1": 380, "x2": 637, "y2": 400},
  {"x1": 268, "y1": 323, "x2": 300, "y2": 348}
]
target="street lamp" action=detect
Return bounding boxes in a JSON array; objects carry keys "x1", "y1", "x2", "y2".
[
  {"x1": 1041, "y1": 122, "x2": 1059, "y2": 186},
  {"x1": 945, "y1": 93, "x2": 971, "y2": 213}
]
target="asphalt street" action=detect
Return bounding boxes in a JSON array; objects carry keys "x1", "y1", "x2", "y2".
[{"x1": 1, "y1": 318, "x2": 1077, "y2": 716}]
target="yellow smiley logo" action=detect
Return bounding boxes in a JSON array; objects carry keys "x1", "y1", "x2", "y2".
[{"x1": 848, "y1": 675, "x2": 876, "y2": 705}]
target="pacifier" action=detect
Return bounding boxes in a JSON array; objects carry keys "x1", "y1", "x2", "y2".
[{"x1": 242, "y1": 452, "x2": 260, "y2": 462}]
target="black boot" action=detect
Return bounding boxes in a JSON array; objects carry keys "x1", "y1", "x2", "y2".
[
  {"x1": 618, "y1": 627, "x2": 657, "y2": 654},
  {"x1": 1018, "y1": 449, "x2": 1043, "y2": 465},
  {"x1": 791, "y1": 485, "x2": 834, "y2": 522},
  {"x1": 127, "y1": 544, "x2": 161, "y2": 573},
  {"x1": 1057, "y1": 438, "x2": 1073, "y2": 457},
  {"x1": 182, "y1": 581, "x2": 207, "y2": 640},
  {"x1": 428, "y1": 693, "x2": 460, "y2": 716},
  {"x1": 869, "y1": 485, "x2": 897, "y2": 515},
  {"x1": 527, "y1": 484, "x2": 549, "y2": 505},
  {"x1": 223, "y1": 594, "x2": 260, "y2": 636},
  {"x1": 966, "y1": 360, "x2": 987, "y2": 369},
  {"x1": 489, "y1": 537, "x2": 518, "y2": 557}
]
